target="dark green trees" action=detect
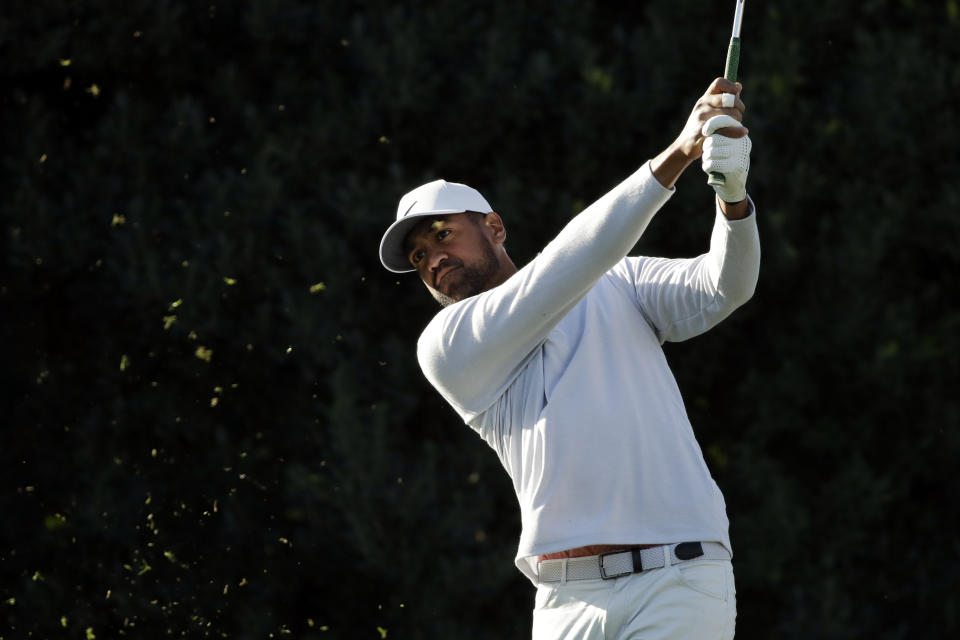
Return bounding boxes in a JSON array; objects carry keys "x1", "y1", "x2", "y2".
[{"x1": 2, "y1": 1, "x2": 958, "y2": 638}]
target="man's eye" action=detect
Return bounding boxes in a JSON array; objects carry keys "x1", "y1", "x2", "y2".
[
  {"x1": 411, "y1": 250, "x2": 424, "y2": 265},
  {"x1": 437, "y1": 229, "x2": 451, "y2": 240}
]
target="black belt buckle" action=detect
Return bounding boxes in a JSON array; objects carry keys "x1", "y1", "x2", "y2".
[{"x1": 599, "y1": 547, "x2": 647, "y2": 580}]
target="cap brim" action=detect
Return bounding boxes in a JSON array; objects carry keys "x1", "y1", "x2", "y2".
[{"x1": 379, "y1": 209, "x2": 466, "y2": 273}]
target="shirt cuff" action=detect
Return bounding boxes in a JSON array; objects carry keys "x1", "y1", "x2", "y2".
[
  {"x1": 715, "y1": 194, "x2": 757, "y2": 222},
  {"x1": 644, "y1": 159, "x2": 678, "y2": 195}
]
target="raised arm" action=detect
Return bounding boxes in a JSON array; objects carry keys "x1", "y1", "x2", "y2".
[
  {"x1": 626, "y1": 78, "x2": 759, "y2": 342},
  {"x1": 417, "y1": 164, "x2": 673, "y2": 418},
  {"x1": 418, "y1": 78, "x2": 750, "y2": 419},
  {"x1": 621, "y1": 199, "x2": 760, "y2": 344}
]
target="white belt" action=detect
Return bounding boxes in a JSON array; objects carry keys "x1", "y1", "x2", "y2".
[{"x1": 537, "y1": 542, "x2": 730, "y2": 584}]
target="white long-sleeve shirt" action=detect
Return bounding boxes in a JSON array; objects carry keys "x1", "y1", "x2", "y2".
[{"x1": 417, "y1": 161, "x2": 761, "y2": 584}]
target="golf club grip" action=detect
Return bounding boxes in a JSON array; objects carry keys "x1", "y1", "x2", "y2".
[{"x1": 707, "y1": 36, "x2": 742, "y2": 187}]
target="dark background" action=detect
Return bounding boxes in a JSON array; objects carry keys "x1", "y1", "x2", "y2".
[{"x1": 2, "y1": 1, "x2": 958, "y2": 638}]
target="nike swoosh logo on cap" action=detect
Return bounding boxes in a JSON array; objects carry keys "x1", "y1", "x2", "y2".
[{"x1": 402, "y1": 201, "x2": 418, "y2": 218}]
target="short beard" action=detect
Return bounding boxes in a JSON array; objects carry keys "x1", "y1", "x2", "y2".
[
  {"x1": 428, "y1": 289, "x2": 458, "y2": 308},
  {"x1": 427, "y1": 239, "x2": 500, "y2": 308}
]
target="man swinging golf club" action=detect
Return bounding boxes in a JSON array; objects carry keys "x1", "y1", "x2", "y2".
[{"x1": 379, "y1": 77, "x2": 758, "y2": 639}]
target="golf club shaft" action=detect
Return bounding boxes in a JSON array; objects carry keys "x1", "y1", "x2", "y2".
[{"x1": 707, "y1": 0, "x2": 746, "y2": 187}]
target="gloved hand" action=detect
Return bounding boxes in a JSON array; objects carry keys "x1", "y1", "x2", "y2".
[{"x1": 701, "y1": 114, "x2": 751, "y2": 203}]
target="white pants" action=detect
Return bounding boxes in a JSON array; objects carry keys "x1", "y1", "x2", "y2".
[{"x1": 532, "y1": 559, "x2": 736, "y2": 640}]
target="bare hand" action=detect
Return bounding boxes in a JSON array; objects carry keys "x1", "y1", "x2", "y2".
[{"x1": 673, "y1": 78, "x2": 747, "y2": 161}]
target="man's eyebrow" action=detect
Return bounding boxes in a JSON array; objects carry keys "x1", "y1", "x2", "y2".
[{"x1": 404, "y1": 218, "x2": 442, "y2": 254}]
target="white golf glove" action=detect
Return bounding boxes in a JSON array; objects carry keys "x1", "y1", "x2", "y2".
[{"x1": 701, "y1": 114, "x2": 751, "y2": 203}]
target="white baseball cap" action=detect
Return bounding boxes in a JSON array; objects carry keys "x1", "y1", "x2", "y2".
[{"x1": 379, "y1": 179, "x2": 493, "y2": 273}]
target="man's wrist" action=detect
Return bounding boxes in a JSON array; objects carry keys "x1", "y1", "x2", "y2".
[
  {"x1": 650, "y1": 142, "x2": 696, "y2": 190},
  {"x1": 718, "y1": 196, "x2": 750, "y2": 220}
]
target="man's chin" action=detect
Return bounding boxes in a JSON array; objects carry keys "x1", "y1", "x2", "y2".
[
  {"x1": 424, "y1": 283, "x2": 457, "y2": 307},
  {"x1": 425, "y1": 260, "x2": 498, "y2": 307}
]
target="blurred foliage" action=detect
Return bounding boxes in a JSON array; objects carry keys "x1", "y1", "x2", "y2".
[{"x1": 1, "y1": 0, "x2": 958, "y2": 638}]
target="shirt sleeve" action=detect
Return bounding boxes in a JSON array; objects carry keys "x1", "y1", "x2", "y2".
[
  {"x1": 620, "y1": 197, "x2": 760, "y2": 343},
  {"x1": 417, "y1": 161, "x2": 675, "y2": 421}
]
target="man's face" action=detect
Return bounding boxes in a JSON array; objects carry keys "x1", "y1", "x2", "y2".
[{"x1": 404, "y1": 212, "x2": 502, "y2": 307}]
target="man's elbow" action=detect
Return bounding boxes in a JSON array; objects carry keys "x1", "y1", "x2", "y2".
[
  {"x1": 720, "y1": 265, "x2": 759, "y2": 311},
  {"x1": 739, "y1": 273, "x2": 759, "y2": 306},
  {"x1": 729, "y1": 247, "x2": 760, "y2": 308}
]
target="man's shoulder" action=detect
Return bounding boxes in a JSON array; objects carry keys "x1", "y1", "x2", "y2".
[
  {"x1": 416, "y1": 293, "x2": 487, "y2": 364},
  {"x1": 601, "y1": 256, "x2": 652, "y2": 289}
]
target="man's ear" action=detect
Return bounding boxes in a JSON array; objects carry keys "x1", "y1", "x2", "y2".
[{"x1": 484, "y1": 212, "x2": 507, "y2": 244}]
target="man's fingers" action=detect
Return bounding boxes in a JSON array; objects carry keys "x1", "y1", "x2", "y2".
[
  {"x1": 707, "y1": 77, "x2": 741, "y2": 96},
  {"x1": 697, "y1": 83, "x2": 746, "y2": 127},
  {"x1": 716, "y1": 93, "x2": 746, "y2": 113},
  {"x1": 702, "y1": 114, "x2": 744, "y2": 137},
  {"x1": 714, "y1": 126, "x2": 748, "y2": 139}
]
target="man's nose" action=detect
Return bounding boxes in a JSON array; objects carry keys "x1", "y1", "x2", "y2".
[{"x1": 427, "y1": 250, "x2": 448, "y2": 273}]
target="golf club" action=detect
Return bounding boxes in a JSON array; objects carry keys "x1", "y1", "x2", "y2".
[{"x1": 707, "y1": 0, "x2": 747, "y2": 187}]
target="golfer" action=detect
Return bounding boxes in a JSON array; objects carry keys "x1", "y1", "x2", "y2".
[{"x1": 379, "y1": 78, "x2": 758, "y2": 640}]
